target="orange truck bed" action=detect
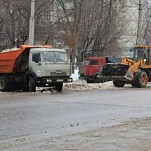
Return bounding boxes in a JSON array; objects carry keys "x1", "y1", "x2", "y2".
[{"x1": 0, "y1": 45, "x2": 33, "y2": 73}]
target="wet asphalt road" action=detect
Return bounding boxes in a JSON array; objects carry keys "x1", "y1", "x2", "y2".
[{"x1": 0, "y1": 88, "x2": 151, "y2": 140}]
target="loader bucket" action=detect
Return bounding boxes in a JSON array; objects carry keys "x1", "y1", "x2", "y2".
[
  {"x1": 97, "y1": 63, "x2": 129, "y2": 81},
  {"x1": 124, "y1": 61, "x2": 142, "y2": 80}
]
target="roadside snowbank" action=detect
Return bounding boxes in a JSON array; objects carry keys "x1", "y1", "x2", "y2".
[
  {"x1": 66, "y1": 69, "x2": 116, "y2": 92},
  {"x1": 63, "y1": 81, "x2": 116, "y2": 92}
]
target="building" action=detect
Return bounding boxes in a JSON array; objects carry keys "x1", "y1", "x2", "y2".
[{"x1": 118, "y1": 0, "x2": 148, "y2": 51}]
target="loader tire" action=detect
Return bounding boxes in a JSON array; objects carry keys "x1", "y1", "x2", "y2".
[
  {"x1": 131, "y1": 81, "x2": 136, "y2": 87},
  {"x1": 133, "y1": 70, "x2": 148, "y2": 88},
  {"x1": 0, "y1": 76, "x2": 8, "y2": 92},
  {"x1": 113, "y1": 80, "x2": 125, "y2": 87}
]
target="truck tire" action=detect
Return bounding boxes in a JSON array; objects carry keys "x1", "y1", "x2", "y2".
[
  {"x1": 133, "y1": 70, "x2": 148, "y2": 88},
  {"x1": 87, "y1": 76, "x2": 98, "y2": 83},
  {"x1": 55, "y1": 82, "x2": 63, "y2": 92},
  {"x1": 113, "y1": 80, "x2": 125, "y2": 87},
  {"x1": 87, "y1": 79, "x2": 93, "y2": 83},
  {"x1": 28, "y1": 77, "x2": 36, "y2": 92},
  {"x1": 0, "y1": 76, "x2": 8, "y2": 92}
]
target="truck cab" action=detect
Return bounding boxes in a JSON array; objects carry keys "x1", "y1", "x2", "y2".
[{"x1": 79, "y1": 57, "x2": 106, "y2": 83}]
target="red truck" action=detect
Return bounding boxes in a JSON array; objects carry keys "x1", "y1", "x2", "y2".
[{"x1": 79, "y1": 57, "x2": 106, "y2": 83}]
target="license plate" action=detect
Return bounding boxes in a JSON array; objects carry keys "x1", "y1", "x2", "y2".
[{"x1": 57, "y1": 79, "x2": 63, "y2": 82}]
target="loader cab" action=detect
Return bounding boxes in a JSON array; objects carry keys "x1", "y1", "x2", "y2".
[{"x1": 133, "y1": 46, "x2": 150, "y2": 64}]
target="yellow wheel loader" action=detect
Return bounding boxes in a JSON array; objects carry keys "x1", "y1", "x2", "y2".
[{"x1": 98, "y1": 45, "x2": 151, "y2": 88}]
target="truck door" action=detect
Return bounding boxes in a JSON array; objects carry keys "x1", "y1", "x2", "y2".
[{"x1": 30, "y1": 53, "x2": 43, "y2": 77}]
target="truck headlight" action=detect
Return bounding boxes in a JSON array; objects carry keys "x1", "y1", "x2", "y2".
[
  {"x1": 37, "y1": 70, "x2": 44, "y2": 76},
  {"x1": 47, "y1": 79, "x2": 52, "y2": 83}
]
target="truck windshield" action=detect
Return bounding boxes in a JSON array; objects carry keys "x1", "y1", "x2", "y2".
[
  {"x1": 81, "y1": 59, "x2": 89, "y2": 65},
  {"x1": 90, "y1": 59, "x2": 98, "y2": 65},
  {"x1": 43, "y1": 51, "x2": 67, "y2": 62}
]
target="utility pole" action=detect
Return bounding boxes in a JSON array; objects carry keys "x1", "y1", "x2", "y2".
[
  {"x1": 28, "y1": 0, "x2": 35, "y2": 45},
  {"x1": 136, "y1": 0, "x2": 142, "y2": 45}
]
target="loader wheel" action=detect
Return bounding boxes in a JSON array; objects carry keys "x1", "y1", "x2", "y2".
[
  {"x1": 28, "y1": 77, "x2": 36, "y2": 92},
  {"x1": 133, "y1": 70, "x2": 148, "y2": 88},
  {"x1": 113, "y1": 80, "x2": 125, "y2": 87},
  {"x1": 0, "y1": 76, "x2": 8, "y2": 92},
  {"x1": 131, "y1": 81, "x2": 136, "y2": 87},
  {"x1": 55, "y1": 82, "x2": 63, "y2": 92}
]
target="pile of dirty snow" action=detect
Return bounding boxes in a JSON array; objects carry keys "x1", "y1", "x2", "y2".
[{"x1": 63, "y1": 81, "x2": 116, "y2": 92}]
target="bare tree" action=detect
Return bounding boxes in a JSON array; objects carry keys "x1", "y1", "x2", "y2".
[
  {"x1": 0, "y1": 0, "x2": 145, "y2": 63},
  {"x1": 2, "y1": 0, "x2": 29, "y2": 47},
  {"x1": 0, "y1": 0, "x2": 55, "y2": 49},
  {"x1": 77, "y1": 0, "x2": 127, "y2": 59}
]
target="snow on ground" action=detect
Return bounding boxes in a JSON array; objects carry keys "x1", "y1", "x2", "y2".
[
  {"x1": 70, "y1": 68, "x2": 79, "y2": 81},
  {"x1": 64, "y1": 68, "x2": 116, "y2": 92},
  {"x1": 63, "y1": 81, "x2": 115, "y2": 92}
]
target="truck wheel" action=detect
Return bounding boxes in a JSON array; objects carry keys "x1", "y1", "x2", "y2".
[
  {"x1": 28, "y1": 77, "x2": 36, "y2": 92},
  {"x1": 133, "y1": 70, "x2": 148, "y2": 88},
  {"x1": 87, "y1": 79, "x2": 93, "y2": 83},
  {"x1": 113, "y1": 80, "x2": 125, "y2": 87},
  {"x1": 55, "y1": 82, "x2": 63, "y2": 92},
  {"x1": 0, "y1": 76, "x2": 8, "y2": 92}
]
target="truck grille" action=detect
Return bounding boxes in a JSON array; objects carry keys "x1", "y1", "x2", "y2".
[{"x1": 50, "y1": 72, "x2": 66, "y2": 76}]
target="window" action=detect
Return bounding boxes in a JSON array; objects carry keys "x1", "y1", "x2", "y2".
[
  {"x1": 43, "y1": 51, "x2": 67, "y2": 62},
  {"x1": 43, "y1": 52, "x2": 55, "y2": 62},
  {"x1": 90, "y1": 60, "x2": 98, "y2": 65},
  {"x1": 32, "y1": 53, "x2": 41, "y2": 62},
  {"x1": 81, "y1": 59, "x2": 89, "y2": 65},
  {"x1": 55, "y1": 51, "x2": 67, "y2": 62}
]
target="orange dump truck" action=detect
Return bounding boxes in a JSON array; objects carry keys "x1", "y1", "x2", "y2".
[{"x1": 0, "y1": 45, "x2": 72, "y2": 92}]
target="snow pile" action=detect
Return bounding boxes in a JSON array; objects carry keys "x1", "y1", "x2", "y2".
[
  {"x1": 70, "y1": 68, "x2": 79, "y2": 81},
  {"x1": 63, "y1": 81, "x2": 115, "y2": 92},
  {"x1": 1, "y1": 47, "x2": 19, "y2": 53},
  {"x1": 67, "y1": 68, "x2": 116, "y2": 92}
]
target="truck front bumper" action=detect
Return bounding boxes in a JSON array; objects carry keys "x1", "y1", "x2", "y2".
[{"x1": 38, "y1": 77, "x2": 73, "y2": 84}]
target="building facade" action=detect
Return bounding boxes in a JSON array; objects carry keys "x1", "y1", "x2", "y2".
[{"x1": 119, "y1": 0, "x2": 148, "y2": 51}]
